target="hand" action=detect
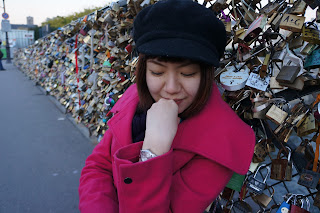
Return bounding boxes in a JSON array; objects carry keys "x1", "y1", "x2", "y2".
[{"x1": 143, "y1": 98, "x2": 180, "y2": 156}]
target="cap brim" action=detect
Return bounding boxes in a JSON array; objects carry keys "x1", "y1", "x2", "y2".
[{"x1": 137, "y1": 38, "x2": 220, "y2": 67}]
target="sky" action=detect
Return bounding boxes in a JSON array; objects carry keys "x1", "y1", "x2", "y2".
[
  {"x1": 1, "y1": 0, "x2": 113, "y2": 26},
  {"x1": 0, "y1": 0, "x2": 316, "y2": 26}
]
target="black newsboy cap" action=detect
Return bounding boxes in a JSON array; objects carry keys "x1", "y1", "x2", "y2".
[{"x1": 133, "y1": 0, "x2": 227, "y2": 67}]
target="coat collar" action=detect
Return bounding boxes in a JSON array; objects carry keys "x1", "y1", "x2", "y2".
[{"x1": 108, "y1": 84, "x2": 255, "y2": 175}]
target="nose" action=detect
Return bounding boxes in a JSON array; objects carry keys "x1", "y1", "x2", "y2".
[{"x1": 164, "y1": 74, "x2": 180, "y2": 95}]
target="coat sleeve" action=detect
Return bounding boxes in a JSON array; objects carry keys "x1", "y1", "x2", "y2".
[
  {"x1": 79, "y1": 135, "x2": 233, "y2": 213},
  {"x1": 113, "y1": 142, "x2": 233, "y2": 213},
  {"x1": 79, "y1": 131, "x2": 119, "y2": 213}
]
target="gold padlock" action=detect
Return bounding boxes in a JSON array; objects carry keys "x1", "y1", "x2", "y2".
[
  {"x1": 280, "y1": 14, "x2": 305, "y2": 32},
  {"x1": 266, "y1": 104, "x2": 288, "y2": 125},
  {"x1": 302, "y1": 22, "x2": 320, "y2": 45},
  {"x1": 252, "y1": 186, "x2": 275, "y2": 208},
  {"x1": 270, "y1": 147, "x2": 292, "y2": 181},
  {"x1": 297, "y1": 113, "x2": 318, "y2": 137}
]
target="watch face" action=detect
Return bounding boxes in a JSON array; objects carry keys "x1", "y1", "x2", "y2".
[{"x1": 140, "y1": 149, "x2": 156, "y2": 162}]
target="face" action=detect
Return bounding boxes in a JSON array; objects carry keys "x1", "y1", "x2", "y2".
[{"x1": 146, "y1": 58, "x2": 201, "y2": 114}]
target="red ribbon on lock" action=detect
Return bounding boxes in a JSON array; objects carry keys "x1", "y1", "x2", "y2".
[{"x1": 125, "y1": 44, "x2": 133, "y2": 54}]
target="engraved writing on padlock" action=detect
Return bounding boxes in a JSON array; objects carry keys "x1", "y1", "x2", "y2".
[
  {"x1": 220, "y1": 64, "x2": 250, "y2": 91},
  {"x1": 280, "y1": 14, "x2": 305, "y2": 32},
  {"x1": 298, "y1": 161, "x2": 320, "y2": 189},
  {"x1": 247, "y1": 164, "x2": 270, "y2": 195}
]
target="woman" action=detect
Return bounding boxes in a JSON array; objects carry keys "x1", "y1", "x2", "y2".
[{"x1": 79, "y1": 0, "x2": 255, "y2": 212}]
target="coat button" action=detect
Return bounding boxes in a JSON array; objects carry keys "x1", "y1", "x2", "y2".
[{"x1": 124, "y1": 177, "x2": 132, "y2": 184}]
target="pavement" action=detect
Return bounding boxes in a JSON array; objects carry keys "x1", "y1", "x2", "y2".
[{"x1": 0, "y1": 61, "x2": 95, "y2": 213}]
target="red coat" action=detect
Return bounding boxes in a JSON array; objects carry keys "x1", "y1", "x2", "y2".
[{"x1": 79, "y1": 84, "x2": 255, "y2": 213}]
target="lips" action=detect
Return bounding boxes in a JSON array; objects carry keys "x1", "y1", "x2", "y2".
[
  {"x1": 161, "y1": 97, "x2": 184, "y2": 105},
  {"x1": 173, "y1": 99, "x2": 183, "y2": 105}
]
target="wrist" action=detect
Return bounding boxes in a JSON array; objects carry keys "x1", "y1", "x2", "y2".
[{"x1": 143, "y1": 136, "x2": 171, "y2": 156}]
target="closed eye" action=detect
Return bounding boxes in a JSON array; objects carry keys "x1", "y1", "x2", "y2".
[
  {"x1": 151, "y1": 71, "x2": 164, "y2": 76},
  {"x1": 181, "y1": 72, "x2": 197, "y2": 77}
]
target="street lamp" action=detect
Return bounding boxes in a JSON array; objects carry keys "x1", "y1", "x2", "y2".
[{"x1": 2, "y1": 0, "x2": 11, "y2": 63}]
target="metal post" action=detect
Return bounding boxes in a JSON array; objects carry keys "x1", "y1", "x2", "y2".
[{"x1": 3, "y1": 0, "x2": 11, "y2": 63}]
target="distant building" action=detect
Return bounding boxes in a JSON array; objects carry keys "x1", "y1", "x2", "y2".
[
  {"x1": 11, "y1": 24, "x2": 37, "y2": 31},
  {"x1": 40, "y1": 24, "x2": 51, "y2": 38},
  {"x1": 1, "y1": 23, "x2": 38, "y2": 51},
  {"x1": 27, "y1": 16, "x2": 34, "y2": 25}
]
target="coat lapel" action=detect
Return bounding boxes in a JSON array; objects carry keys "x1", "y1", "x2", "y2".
[{"x1": 108, "y1": 84, "x2": 255, "y2": 175}]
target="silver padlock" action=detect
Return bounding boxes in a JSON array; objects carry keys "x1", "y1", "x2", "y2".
[{"x1": 247, "y1": 164, "x2": 270, "y2": 195}]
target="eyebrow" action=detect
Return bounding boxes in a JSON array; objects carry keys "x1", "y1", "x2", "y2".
[{"x1": 148, "y1": 60, "x2": 194, "y2": 68}]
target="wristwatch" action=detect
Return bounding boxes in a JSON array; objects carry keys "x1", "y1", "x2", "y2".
[{"x1": 139, "y1": 149, "x2": 157, "y2": 162}]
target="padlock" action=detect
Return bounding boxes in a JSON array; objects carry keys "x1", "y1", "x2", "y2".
[
  {"x1": 300, "y1": 43, "x2": 318, "y2": 55},
  {"x1": 297, "y1": 113, "x2": 318, "y2": 137},
  {"x1": 266, "y1": 104, "x2": 288, "y2": 125},
  {"x1": 270, "y1": 147, "x2": 292, "y2": 181},
  {"x1": 253, "y1": 139, "x2": 269, "y2": 163},
  {"x1": 252, "y1": 186, "x2": 275, "y2": 208},
  {"x1": 317, "y1": 7, "x2": 320, "y2": 23},
  {"x1": 276, "y1": 61, "x2": 300, "y2": 84},
  {"x1": 243, "y1": 14, "x2": 268, "y2": 43},
  {"x1": 274, "y1": 102, "x2": 308, "y2": 142},
  {"x1": 302, "y1": 22, "x2": 320, "y2": 45},
  {"x1": 219, "y1": 63, "x2": 250, "y2": 91},
  {"x1": 291, "y1": 195, "x2": 310, "y2": 213},
  {"x1": 279, "y1": 14, "x2": 305, "y2": 32},
  {"x1": 276, "y1": 194, "x2": 295, "y2": 213},
  {"x1": 247, "y1": 164, "x2": 270, "y2": 195},
  {"x1": 298, "y1": 160, "x2": 320, "y2": 189},
  {"x1": 290, "y1": 0, "x2": 307, "y2": 15},
  {"x1": 289, "y1": 36, "x2": 304, "y2": 50},
  {"x1": 260, "y1": 0, "x2": 281, "y2": 17},
  {"x1": 295, "y1": 139, "x2": 315, "y2": 162},
  {"x1": 304, "y1": 48, "x2": 320, "y2": 69},
  {"x1": 233, "y1": 200, "x2": 252, "y2": 213}
]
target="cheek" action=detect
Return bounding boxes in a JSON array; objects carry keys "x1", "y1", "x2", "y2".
[
  {"x1": 185, "y1": 78, "x2": 201, "y2": 98},
  {"x1": 146, "y1": 74, "x2": 162, "y2": 99}
]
